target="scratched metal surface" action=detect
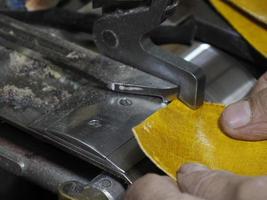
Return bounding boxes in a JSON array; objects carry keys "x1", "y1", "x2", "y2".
[{"x1": 0, "y1": 45, "x2": 163, "y2": 183}]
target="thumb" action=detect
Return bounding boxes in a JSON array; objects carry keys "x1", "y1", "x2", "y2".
[
  {"x1": 220, "y1": 72, "x2": 267, "y2": 141},
  {"x1": 177, "y1": 164, "x2": 267, "y2": 200}
]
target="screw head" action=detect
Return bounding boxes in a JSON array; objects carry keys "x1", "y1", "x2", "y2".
[
  {"x1": 119, "y1": 98, "x2": 133, "y2": 106},
  {"x1": 102, "y1": 30, "x2": 119, "y2": 48},
  {"x1": 99, "y1": 179, "x2": 112, "y2": 188},
  {"x1": 88, "y1": 119, "x2": 102, "y2": 128}
]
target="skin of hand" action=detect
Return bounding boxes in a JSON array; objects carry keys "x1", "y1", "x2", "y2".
[
  {"x1": 124, "y1": 173, "x2": 204, "y2": 200},
  {"x1": 124, "y1": 72, "x2": 267, "y2": 200},
  {"x1": 220, "y1": 72, "x2": 267, "y2": 141},
  {"x1": 124, "y1": 164, "x2": 267, "y2": 200},
  {"x1": 25, "y1": 0, "x2": 59, "y2": 11}
]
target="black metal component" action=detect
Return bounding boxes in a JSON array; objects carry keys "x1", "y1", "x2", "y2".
[
  {"x1": 93, "y1": 0, "x2": 146, "y2": 9},
  {"x1": 94, "y1": 0, "x2": 206, "y2": 108},
  {"x1": 0, "y1": 9, "x2": 194, "y2": 45},
  {"x1": 1, "y1": 0, "x2": 265, "y2": 67},
  {"x1": 0, "y1": 9, "x2": 100, "y2": 33},
  {"x1": 170, "y1": 0, "x2": 267, "y2": 68},
  {"x1": 0, "y1": 123, "x2": 100, "y2": 193},
  {"x1": 151, "y1": 16, "x2": 197, "y2": 45}
]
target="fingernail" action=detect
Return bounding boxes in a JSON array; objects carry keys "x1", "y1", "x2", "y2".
[
  {"x1": 179, "y1": 163, "x2": 208, "y2": 174},
  {"x1": 223, "y1": 101, "x2": 251, "y2": 129}
]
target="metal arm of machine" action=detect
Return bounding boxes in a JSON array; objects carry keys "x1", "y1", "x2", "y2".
[{"x1": 94, "y1": 0, "x2": 206, "y2": 108}]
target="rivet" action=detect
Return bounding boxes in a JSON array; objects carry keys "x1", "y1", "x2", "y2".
[{"x1": 119, "y1": 98, "x2": 133, "y2": 106}]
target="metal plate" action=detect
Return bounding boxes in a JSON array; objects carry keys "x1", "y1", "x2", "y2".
[{"x1": 0, "y1": 46, "x2": 163, "y2": 182}]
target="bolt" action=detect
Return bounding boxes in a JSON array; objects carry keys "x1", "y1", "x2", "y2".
[
  {"x1": 88, "y1": 119, "x2": 102, "y2": 128},
  {"x1": 62, "y1": 181, "x2": 84, "y2": 196},
  {"x1": 99, "y1": 179, "x2": 112, "y2": 188},
  {"x1": 102, "y1": 30, "x2": 119, "y2": 48},
  {"x1": 119, "y1": 98, "x2": 133, "y2": 106}
]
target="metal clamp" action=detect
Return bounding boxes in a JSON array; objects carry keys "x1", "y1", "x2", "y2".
[
  {"x1": 93, "y1": 0, "x2": 206, "y2": 108},
  {"x1": 58, "y1": 174, "x2": 125, "y2": 200}
]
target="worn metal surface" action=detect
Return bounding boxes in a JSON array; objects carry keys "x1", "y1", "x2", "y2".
[
  {"x1": 174, "y1": 42, "x2": 257, "y2": 104},
  {"x1": 0, "y1": 14, "x2": 177, "y2": 103},
  {"x1": 0, "y1": 43, "x2": 164, "y2": 183},
  {"x1": 58, "y1": 174, "x2": 125, "y2": 200},
  {"x1": 2, "y1": 0, "x2": 266, "y2": 67},
  {"x1": 0, "y1": 123, "x2": 100, "y2": 193},
  {"x1": 59, "y1": 182, "x2": 108, "y2": 200},
  {"x1": 0, "y1": 4, "x2": 258, "y2": 188},
  {"x1": 91, "y1": 174, "x2": 125, "y2": 200},
  {"x1": 0, "y1": 40, "x2": 257, "y2": 185},
  {"x1": 94, "y1": 0, "x2": 206, "y2": 109}
]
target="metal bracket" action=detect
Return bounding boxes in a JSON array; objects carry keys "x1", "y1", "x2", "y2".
[
  {"x1": 58, "y1": 174, "x2": 125, "y2": 200},
  {"x1": 93, "y1": 0, "x2": 206, "y2": 108}
]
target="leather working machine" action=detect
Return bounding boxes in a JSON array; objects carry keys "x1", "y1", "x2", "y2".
[{"x1": 0, "y1": 0, "x2": 265, "y2": 199}]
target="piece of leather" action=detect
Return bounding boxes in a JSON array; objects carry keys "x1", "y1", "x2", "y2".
[
  {"x1": 133, "y1": 100, "x2": 267, "y2": 180},
  {"x1": 228, "y1": 0, "x2": 267, "y2": 24},
  {"x1": 209, "y1": 0, "x2": 267, "y2": 57}
]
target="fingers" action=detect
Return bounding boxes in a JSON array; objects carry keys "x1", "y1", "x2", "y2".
[
  {"x1": 26, "y1": 0, "x2": 60, "y2": 11},
  {"x1": 220, "y1": 72, "x2": 267, "y2": 141},
  {"x1": 251, "y1": 72, "x2": 267, "y2": 95},
  {"x1": 177, "y1": 164, "x2": 267, "y2": 200},
  {"x1": 124, "y1": 174, "x2": 203, "y2": 200}
]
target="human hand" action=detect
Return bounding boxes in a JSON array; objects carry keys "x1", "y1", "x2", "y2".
[
  {"x1": 125, "y1": 72, "x2": 267, "y2": 200},
  {"x1": 6, "y1": 0, "x2": 59, "y2": 11},
  {"x1": 124, "y1": 172, "x2": 204, "y2": 200},
  {"x1": 221, "y1": 72, "x2": 267, "y2": 141},
  {"x1": 26, "y1": 0, "x2": 60, "y2": 11},
  {"x1": 125, "y1": 163, "x2": 267, "y2": 200}
]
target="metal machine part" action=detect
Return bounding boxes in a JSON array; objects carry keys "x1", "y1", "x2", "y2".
[
  {"x1": 59, "y1": 182, "x2": 108, "y2": 200},
  {"x1": 0, "y1": 14, "x2": 178, "y2": 103},
  {"x1": 0, "y1": 39, "x2": 256, "y2": 186},
  {"x1": 173, "y1": 42, "x2": 257, "y2": 104},
  {"x1": 2, "y1": 0, "x2": 265, "y2": 67},
  {"x1": 0, "y1": 122, "x2": 125, "y2": 200},
  {"x1": 0, "y1": 0, "x2": 259, "y2": 196},
  {"x1": 0, "y1": 123, "x2": 100, "y2": 193},
  {"x1": 0, "y1": 43, "x2": 164, "y2": 183},
  {"x1": 91, "y1": 174, "x2": 125, "y2": 200},
  {"x1": 0, "y1": 9, "x2": 257, "y2": 185},
  {"x1": 94, "y1": 0, "x2": 206, "y2": 108},
  {"x1": 58, "y1": 174, "x2": 125, "y2": 200}
]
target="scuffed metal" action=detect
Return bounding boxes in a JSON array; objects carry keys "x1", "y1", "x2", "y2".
[{"x1": 0, "y1": 48, "x2": 85, "y2": 116}]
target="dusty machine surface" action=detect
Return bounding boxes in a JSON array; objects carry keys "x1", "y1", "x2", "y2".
[{"x1": 0, "y1": 0, "x2": 265, "y2": 199}]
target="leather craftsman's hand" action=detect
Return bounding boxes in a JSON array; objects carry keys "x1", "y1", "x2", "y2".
[
  {"x1": 124, "y1": 72, "x2": 267, "y2": 200},
  {"x1": 221, "y1": 72, "x2": 267, "y2": 141},
  {"x1": 125, "y1": 164, "x2": 267, "y2": 200},
  {"x1": 177, "y1": 164, "x2": 267, "y2": 200},
  {"x1": 26, "y1": 0, "x2": 59, "y2": 11},
  {"x1": 124, "y1": 173, "x2": 204, "y2": 200}
]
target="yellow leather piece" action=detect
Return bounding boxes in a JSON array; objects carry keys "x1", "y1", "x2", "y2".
[
  {"x1": 229, "y1": 0, "x2": 267, "y2": 24},
  {"x1": 133, "y1": 100, "x2": 267, "y2": 180},
  {"x1": 210, "y1": 0, "x2": 267, "y2": 57}
]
